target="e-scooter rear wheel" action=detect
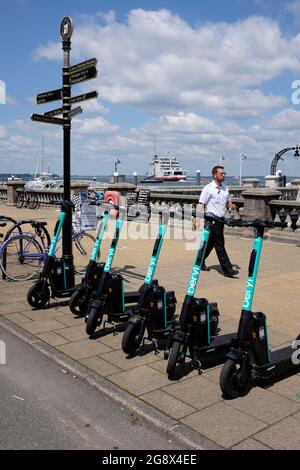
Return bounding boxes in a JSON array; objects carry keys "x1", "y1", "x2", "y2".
[
  {"x1": 86, "y1": 306, "x2": 101, "y2": 336},
  {"x1": 166, "y1": 340, "x2": 181, "y2": 378},
  {"x1": 122, "y1": 323, "x2": 143, "y2": 355},
  {"x1": 69, "y1": 290, "x2": 85, "y2": 316},
  {"x1": 220, "y1": 359, "x2": 252, "y2": 399},
  {"x1": 27, "y1": 282, "x2": 50, "y2": 308}
]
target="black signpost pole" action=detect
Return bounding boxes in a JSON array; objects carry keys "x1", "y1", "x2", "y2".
[
  {"x1": 30, "y1": 16, "x2": 99, "y2": 299},
  {"x1": 61, "y1": 17, "x2": 74, "y2": 286}
]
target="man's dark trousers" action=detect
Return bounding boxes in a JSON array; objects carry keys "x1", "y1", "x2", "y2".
[{"x1": 204, "y1": 220, "x2": 232, "y2": 273}]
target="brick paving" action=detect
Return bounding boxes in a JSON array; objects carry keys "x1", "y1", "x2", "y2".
[{"x1": 0, "y1": 204, "x2": 300, "y2": 449}]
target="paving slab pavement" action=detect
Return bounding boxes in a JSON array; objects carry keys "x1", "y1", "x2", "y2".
[{"x1": 0, "y1": 204, "x2": 300, "y2": 449}]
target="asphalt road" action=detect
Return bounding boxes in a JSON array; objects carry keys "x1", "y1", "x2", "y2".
[{"x1": 0, "y1": 327, "x2": 184, "y2": 450}]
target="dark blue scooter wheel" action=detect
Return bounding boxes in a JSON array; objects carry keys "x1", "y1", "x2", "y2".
[
  {"x1": 122, "y1": 323, "x2": 143, "y2": 355},
  {"x1": 27, "y1": 282, "x2": 50, "y2": 309},
  {"x1": 166, "y1": 340, "x2": 181, "y2": 378},
  {"x1": 69, "y1": 290, "x2": 85, "y2": 316},
  {"x1": 220, "y1": 359, "x2": 252, "y2": 399},
  {"x1": 86, "y1": 307, "x2": 101, "y2": 336}
]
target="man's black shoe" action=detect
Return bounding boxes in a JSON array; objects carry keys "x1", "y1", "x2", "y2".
[
  {"x1": 223, "y1": 268, "x2": 239, "y2": 278},
  {"x1": 201, "y1": 263, "x2": 210, "y2": 271}
]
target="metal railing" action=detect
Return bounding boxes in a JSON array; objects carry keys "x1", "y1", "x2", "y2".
[{"x1": 0, "y1": 185, "x2": 7, "y2": 201}]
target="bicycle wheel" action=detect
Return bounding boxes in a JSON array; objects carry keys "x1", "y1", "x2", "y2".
[
  {"x1": 0, "y1": 234, "x2": 44, "y2": 281},
  {"x1": 73, "y1": 232, "x2": 96, "y2": 274},
  {"x1": 16, "y1": 192, "x2": 25, "y2": 209},
  {"x1": 28, "y1": 193, "x2": 39, "y2": 210}
]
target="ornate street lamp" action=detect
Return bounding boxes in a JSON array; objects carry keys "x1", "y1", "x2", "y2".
[{"x1": 270, "y1": 146, "x2": 300, "y2": 175}]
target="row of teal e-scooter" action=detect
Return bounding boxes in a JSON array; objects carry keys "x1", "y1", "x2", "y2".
[{"x1": 27, "y1": 202, "x2": 300, "y2": 399}]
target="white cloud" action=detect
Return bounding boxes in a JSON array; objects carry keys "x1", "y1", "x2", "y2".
[
  {"x1": 6, "y1": 95, "x2": 20, "y2": 105},
  {"x1": 264, "y1": 108, "x2": 300, "y2": 130},
  {"x1": 82, "y1": 99, "x2": 109, "y2": 114},
  {"x1": 2, "y1": 108, "x2": 300, "y2": 175},
  {"x1": 76, "y1": 116, "x2": 119, "y2": 135},
  {"x1": 32, "y1": 9, "x2": 298, "y2": 118},
  {"x1": 32, "y1": 41, "x2": 60, "y2": 63},
  {"x1": 0, "y1": 125, "x2": 6, "y2": 138},
  {"x1": 0, "y1": 80, "x2": 6, "y2": 104},
  {"x1": 4, "y1": 8, "x2": 300, "y2": 176}
]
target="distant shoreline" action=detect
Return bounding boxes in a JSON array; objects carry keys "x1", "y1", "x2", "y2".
[{"x1": 0, "y1": 174, "x2": 299, "y2": 188}]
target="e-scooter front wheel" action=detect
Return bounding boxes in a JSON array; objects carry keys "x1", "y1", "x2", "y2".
[
  {"x1": 86, "y1": 306, "x2": 102, "y2": 336},
  {"x1": 220, "y1": 359, "x2": 252, "y2": 399},
  {"x1": 27, "y1": 282, "x2": 50, "y2": 308},
  {"x1": 166, "y1": 340, "x2": 181, "y2": 378},
  {"x1": 69, "y1": 290, "x2": 85, "y2": 316},
  {"x1": 122, "y1": 323, "x2": 144, "y2": 355}
]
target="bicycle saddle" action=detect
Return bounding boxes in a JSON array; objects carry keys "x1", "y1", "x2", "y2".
[{"x1": 30, "y1": 221, "x2": 48, "y2": 227}]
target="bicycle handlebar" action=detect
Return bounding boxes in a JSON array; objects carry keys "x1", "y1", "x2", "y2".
[{"x1": 3, "y1": 219, "x2": 51, "y2": 247}]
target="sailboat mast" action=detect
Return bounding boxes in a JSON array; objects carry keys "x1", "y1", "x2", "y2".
[{"x1": 41, "y1": 136, "x2": 45, "y2": 174}]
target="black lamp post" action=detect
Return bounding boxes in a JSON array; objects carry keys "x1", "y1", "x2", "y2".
[{"x1": 270, "y1": 146, "x2": 300, "y2": 181}]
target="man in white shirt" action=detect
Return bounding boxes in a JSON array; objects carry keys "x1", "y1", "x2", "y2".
[{"x1": 193, "y1": 166, "x2": 239, "y2": 278}]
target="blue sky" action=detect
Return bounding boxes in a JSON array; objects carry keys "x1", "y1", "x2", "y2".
[{"x1": 2, "y1": 0, "x2": 300, "y2": 176}]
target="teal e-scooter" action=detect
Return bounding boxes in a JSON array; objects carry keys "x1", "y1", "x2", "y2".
[
  {"x1": 219, "y1": 218, "x2": 300, "y2": 398},
  {"x1": 165, "y1": 213, "x2": 239, "y2": 378},
  {"x1": 27, "y1": 201, "x2": 75, "y2": 308},
  {"x1": 85, "y1": 207, "x2": 176, "y2": 337},
  {"x1": 69, "y1": 203, "x2": 143, "y2": 317},
  {"x1": 122, "y1": 210, "x2": 177, "y2": 355},
  {"x1": 69, "y1": 208, "x2": 110, "y2": 316}
]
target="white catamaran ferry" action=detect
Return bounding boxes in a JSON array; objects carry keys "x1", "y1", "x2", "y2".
[{"x1": 142, "y1": 155, "x2": 189, "y2": 182}]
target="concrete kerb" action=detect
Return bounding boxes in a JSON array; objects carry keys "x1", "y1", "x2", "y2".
[{"x1": 0, "y1": 316, "x2": 222, "y2": 451}]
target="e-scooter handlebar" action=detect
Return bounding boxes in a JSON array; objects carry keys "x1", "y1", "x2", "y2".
[
  {"x1": 227, "y1": 218, "x2": 287, "y2": 229},
  {"x1": 192, "y1": 212, "x2": 288, "y2": 230},
  {"x1": 98, "y1": 202, "x2": 127, "y2": 216},
  {"x1": 191, "y1": 211, "x2": 228, "y2": 224}
]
